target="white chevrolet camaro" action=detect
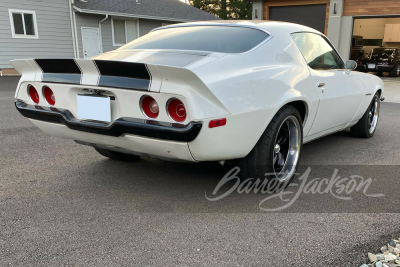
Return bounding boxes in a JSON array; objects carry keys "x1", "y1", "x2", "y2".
[{"x1": 12, "y1": 21, "x2": 384, "y2": 185}]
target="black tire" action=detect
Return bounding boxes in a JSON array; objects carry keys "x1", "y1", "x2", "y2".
[
  {"x1": 351, "y1": 92, "x2": 380, "y2": 138},
  {"x1": 377, "y1": 71, "x2": 383, "y2": 77},
  {"x1": 239, "y1": 105, "x2": 303, "y2": 188},
  {"x1": 390, "y1": 63, "x2": 400, "y2": 77},
  {"x1": 95, "y1": 147, "x2": 141, "y2": 161}
]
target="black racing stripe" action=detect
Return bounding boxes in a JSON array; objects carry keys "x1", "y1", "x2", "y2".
[
  {"x1": 40, "y1": 73, "x2": 82, "y2": 84},
  {"x1": 94, "y1": 60, "x2": 150, "y2": 90},
  {"x1": 35, "y1": 59, "x2": 82, "y2": 84}
]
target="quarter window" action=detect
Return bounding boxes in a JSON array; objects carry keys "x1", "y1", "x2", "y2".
[
  {"x1": 9, "y1": 9, "x2": 38, "y2": 38},
  {"x1": 292, "y1": 32, "x2": 344, "y2": 70}
]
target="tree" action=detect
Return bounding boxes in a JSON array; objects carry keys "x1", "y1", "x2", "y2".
[
  {"x1": 228, "y1": 0, "x2": 252, "y2": 20},
  {"x1": 189, "y1": 0, "x2": 252, "y2": 20}
]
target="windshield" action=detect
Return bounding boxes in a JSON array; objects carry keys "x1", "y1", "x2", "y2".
[
  {"x1": 120, "y1": 26, "x2": 270, "y2": 53},
  {"x1": 371, "y1": 48, "x2": 395, "y2": 55}
]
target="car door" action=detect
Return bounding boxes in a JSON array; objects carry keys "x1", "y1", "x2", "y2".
[{"x1": 292, "y1": 32, "x2": 364, "y2": 136}]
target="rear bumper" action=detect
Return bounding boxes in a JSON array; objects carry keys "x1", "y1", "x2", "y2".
[
  {"x1": 30, "y1": 119, "x2": 195, "y2": 162},
  {"x1": 15, "y1": 100, "x2": 202, "y2": 142},
  {"x1": 16, "y1": 101, "x2": 271, "y2": 163},
  {"x1": 376, "y1": 65, "x2": 394, "y2": 71},
  {"x1": 357, "y1": 64, "x2": 393, "y2": 72}
]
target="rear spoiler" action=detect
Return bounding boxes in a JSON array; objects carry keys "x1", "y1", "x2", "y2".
[
  {"x1": 10, "y1": 58, "x2": 230, "y2": 118},
  {"x1": 10, "y1": 59, "x2": 158, "y2": 91}
]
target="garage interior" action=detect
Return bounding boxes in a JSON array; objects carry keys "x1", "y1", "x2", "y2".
[{"x1": 351, "y1": 17, "x2": 400, "y2": 59}]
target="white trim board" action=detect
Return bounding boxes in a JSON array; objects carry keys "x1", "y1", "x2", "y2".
[{"x1": 73, "y1": 6, "x2": 200, "y2": 23}]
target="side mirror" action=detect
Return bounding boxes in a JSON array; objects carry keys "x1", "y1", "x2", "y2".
[{"x1": 345, "y1": 60, "x2": 357, "y2": 70}]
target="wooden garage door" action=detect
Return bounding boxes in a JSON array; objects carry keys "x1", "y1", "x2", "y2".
[{"x1": 269, "y1": 4, "x2": 327, "y2": 33}]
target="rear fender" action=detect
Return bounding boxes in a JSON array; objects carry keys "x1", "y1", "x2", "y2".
[{"x1": 155, "y1": 65, "x2": 229, "y2": 120}]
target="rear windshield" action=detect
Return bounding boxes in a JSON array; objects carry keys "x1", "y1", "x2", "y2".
[
  {"x1": 120, "y1": 26, "x2": 269, "y2": 53},
  {"x1": 371, "y1": 48, "x2": 395, "y2": 55}
]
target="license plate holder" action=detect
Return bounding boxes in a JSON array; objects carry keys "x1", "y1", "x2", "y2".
[
  {"x1": 77, "y1": 94, "x2": 111, "y2": 123},
  {"x1": 368, "y1": 64, "x2": 376, "y2": 69}
]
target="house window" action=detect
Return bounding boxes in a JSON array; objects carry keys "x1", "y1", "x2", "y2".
[
  {"x1": 9, "y1": 9, "x2": 38, "y2": 38},
  {"x1": 112, "y1": 18, "x2": 138, "y2": 46}
]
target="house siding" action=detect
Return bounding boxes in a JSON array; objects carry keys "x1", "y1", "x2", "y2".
[
  {"x1": 0, "y1": 0, "x2": 74, "y2": 69},
  {"x1": 75, "y1": 13, "x2": 179, "y2": 58},
  {"x1": 100, "y1": 17, "x2": 114, "y2": 54},
  {"x1": 138, "y1": 18, "x2": 177, "y2": 37}
]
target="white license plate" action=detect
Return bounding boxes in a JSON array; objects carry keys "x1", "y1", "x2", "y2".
[
  {"x1": 77, "y1": 94, "x2": 111, "y2": 122},
  {"x1": 368, "y1": 64, "x2": 376, "y2": 69}
]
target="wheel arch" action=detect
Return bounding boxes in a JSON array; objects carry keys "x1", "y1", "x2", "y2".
[
  {"x1": 246, "y1": 98, "x2": 309, "y2": 156},
  {"x1": 283, "y1": 100, "x2": 308, "y2": 126}
]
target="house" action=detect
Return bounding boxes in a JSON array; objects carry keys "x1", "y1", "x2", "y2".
[
  {"x1": 0, "y1": 0, "x2": 219, "y2": 72},
  {"x1": 252, "y1": 0, "x2": 400, "y2": 60}
]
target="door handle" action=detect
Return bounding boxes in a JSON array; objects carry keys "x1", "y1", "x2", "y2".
[{"x1": 317, "y1": 83, "x2": 325, "y2": 87}]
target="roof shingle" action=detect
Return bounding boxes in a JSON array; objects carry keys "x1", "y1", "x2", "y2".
[{"x1": 74, "y1": 0, "x2": 220, "y2": 21}]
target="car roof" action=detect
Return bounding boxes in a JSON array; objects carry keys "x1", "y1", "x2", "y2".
[{"x1": 154, "y1": 20, "x2": 323, "y2": 37}]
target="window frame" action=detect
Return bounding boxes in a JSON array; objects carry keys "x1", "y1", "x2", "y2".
[
  {"x1": 111, "y1": 18, "x2": 139, "y2": 47},
  {"x1": 8, "y1": 9, "x2": 39, "y2": 39},
  {"x1": 291, "y1": 31, "x2": 345, "y2": 71}
]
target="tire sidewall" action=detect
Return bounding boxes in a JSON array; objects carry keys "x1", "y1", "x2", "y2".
[
  {"x1": 366, "y1": 94, "x2": 380, "y2": 137},
  {"x1": 267, "y1": 106, "x2": 303, "y2": 186},
  {"x1": 391, "y1": 63, "x2": 400, "y2": 77}
]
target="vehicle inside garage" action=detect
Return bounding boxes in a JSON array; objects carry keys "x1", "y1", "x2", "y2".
[{"x1": 351, "y1": 17, "x2": 400, "y2": 76}]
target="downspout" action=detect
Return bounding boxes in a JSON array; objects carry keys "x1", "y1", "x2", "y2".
[
  {"x1": 71, "y1": 0, "x2": 80, "y2": 59},
  {"x1": 68, "y1": 0, "x2": 77, "y2": 58},
  {"x1": 98, "y1": 15, "x2": 109, "y2": 53}
]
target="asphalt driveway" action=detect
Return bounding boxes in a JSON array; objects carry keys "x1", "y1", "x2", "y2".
[{"x1": 1, "y1": 76, "x2": 400, "y2": 266}]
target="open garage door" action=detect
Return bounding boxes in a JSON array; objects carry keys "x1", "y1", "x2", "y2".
[{"x1": 269, "y1": 4, "x2": 327, "y2": 33}]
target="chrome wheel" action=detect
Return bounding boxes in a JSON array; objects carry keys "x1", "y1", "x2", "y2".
[
  {"x1": 368, "y1": 96, "x2": 379, "y2": 134},
  {"x1": 273, "y1": 116, "x2": 301, "y2": 181}
]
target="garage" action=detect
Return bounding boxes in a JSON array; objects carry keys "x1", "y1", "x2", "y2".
[
  {"x1": 268, "y1": 4, "x2": 328, "y2": 34},
  {"x1": 254, "y1": 0, "x2": 400, "y2": 65}
]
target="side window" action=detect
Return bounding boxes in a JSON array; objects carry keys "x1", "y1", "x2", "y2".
[{"x1": 292, "y1": 32, "x2": 344, "y2": 70}]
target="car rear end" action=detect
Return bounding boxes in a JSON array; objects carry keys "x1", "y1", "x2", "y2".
[
  {"x1": 12, "y1": 23, "x2": 275, "y2": 163},
  {"x1": 357, "y1": 48, "x2": 396, "y2": 72}
]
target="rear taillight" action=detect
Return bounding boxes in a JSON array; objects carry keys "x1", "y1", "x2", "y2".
[
  {"x1": 167, "y1": 98, "x2": 186, "y2": 123},
  {"x1": 28, "y1": 85, "x2": 39, "y2": 104},
  {"x1": 43, "y1": 86, "x2": 55, "y2": 106},
  {"x1": 140, "y1": 95, "x2": 159, "y2": 118}
]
